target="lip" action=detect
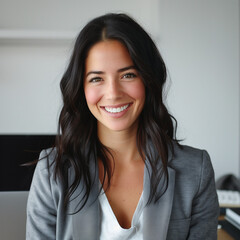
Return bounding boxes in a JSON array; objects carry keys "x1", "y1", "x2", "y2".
[
  {"x1": 100, "y1": 102, "x2": 132, "y2": 118},
  {"x1": 101, "y1": 103, "x2": 132, "y2": 108}
]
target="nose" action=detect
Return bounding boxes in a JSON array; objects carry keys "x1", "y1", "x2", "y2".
[{"x1": 106, "y1": 78, "x2": 123, "y2": 100}]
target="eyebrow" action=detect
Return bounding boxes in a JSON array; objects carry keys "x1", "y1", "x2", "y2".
[{"x1": 85, "y1": 65, "x2": 136, "y2": 77}]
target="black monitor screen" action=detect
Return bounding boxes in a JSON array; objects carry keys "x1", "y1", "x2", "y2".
[{"x1": 0, "y1": 135, "x2": 55, "y2": 191}]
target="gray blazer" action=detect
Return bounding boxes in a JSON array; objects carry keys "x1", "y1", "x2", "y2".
[{"x1": 26, "y1": 144, "x2": 219, "y2": 240}]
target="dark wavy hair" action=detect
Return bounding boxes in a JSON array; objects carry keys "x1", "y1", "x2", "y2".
[{"x1": 54, "y1": 13, "x2": 178, "y2": 212}]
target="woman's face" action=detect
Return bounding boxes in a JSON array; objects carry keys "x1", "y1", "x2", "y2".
[{"x1": 84, "y1": 40, "x2": 145, "y2": 133}]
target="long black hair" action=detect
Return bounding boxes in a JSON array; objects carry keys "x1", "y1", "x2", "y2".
[{"x1": 54, "y1": 13, "x2": 178, "y2": 212}]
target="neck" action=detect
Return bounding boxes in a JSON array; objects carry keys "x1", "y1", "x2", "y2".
[{"x1": 97, "y1": 122, "x2": 142, "y2": 164}]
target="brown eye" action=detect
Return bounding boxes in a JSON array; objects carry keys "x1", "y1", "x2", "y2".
[
  {"x1": 122, "y1": 73, "x2": 137, "y2": 79},
  {"x1": 89, "y1": 77, "x2": 102, "y2": 83}
]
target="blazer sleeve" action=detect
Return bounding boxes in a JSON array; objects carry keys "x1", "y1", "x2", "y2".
[
  {"x1": 26, "y1": 150, "x2": 57, "y2": 240},
  {"x1": 187, "y1": 150, "x2": 219, "y2": 240}
]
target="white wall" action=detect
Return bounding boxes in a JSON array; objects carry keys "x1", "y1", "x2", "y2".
[
  {"x1": 0, "y1": 44, "x2": 66, "y2": 133},
  {"x1": 0, "y1": 0, "x2": 160, "y2": 134}
]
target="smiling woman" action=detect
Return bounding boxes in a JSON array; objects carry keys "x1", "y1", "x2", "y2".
[{"x1": 26, "y1": 13, "x2": 219, "y2": 240}]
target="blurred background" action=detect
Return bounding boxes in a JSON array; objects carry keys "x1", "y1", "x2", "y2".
[{"x1": 0, "y1": 0, "x2": 239, "y2": 239}]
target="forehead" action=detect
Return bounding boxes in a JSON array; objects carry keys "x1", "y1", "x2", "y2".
[{"x1": 85, "y1": 40, "x2": 134, "y2": 71}]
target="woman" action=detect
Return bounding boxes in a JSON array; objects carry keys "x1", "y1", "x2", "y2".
[{"x1": 26, "y1": 13, "x2": 219, "y2": 240}]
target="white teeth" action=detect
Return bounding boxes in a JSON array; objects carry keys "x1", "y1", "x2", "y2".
[{"x1": 105, "y1": 104, "x2": 129, "y2": 113}]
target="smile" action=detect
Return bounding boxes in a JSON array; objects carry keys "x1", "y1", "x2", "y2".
[{"x1": 104, "y1": 104, "x2": 130, "y2": 113}]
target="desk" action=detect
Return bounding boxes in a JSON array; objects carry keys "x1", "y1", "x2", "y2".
[
  {"x1": 218, "y1": 229, "x2": 234, "y2": 240},
  {"x1": 218, "y1": 215, "x2": 236, "y2": 240}
]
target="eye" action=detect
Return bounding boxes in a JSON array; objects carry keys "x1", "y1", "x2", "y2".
[
  {"x1": 122, "y1": 73, "x2": 137, "y2": 79},
  {"x1": 89, "y1": 77, "x2": 103, "y2": 83}
]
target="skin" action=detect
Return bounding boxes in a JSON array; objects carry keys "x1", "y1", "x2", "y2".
[{"x1": 84, "y1": 40, "x2": 145, "y2": 229}]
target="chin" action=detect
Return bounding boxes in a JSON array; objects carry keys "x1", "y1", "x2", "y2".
[
  {"x1": 107, "y1": 125, "x2": 130, "y2": 132},
  {"x1": 103, "y1": 120, "x2": 138, "y2": 132}
]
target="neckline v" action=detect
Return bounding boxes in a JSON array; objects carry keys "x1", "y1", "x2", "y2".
[{"x1": 99, "y1": 187, "x2": 144, "y2": 230}]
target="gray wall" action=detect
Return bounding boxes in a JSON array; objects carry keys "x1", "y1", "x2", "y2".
[
  {"x1": 158, "y1": 0, "x2": 240, "y2": 179},
  {"x1": 0, "y1": 0, "x2": 239, "y2": 239}
]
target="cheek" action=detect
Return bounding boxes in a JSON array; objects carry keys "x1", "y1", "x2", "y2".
[
  {"x1": 84, "y1": 87, "x2": 101, "y2": 106},
  {"x1": 127, "y1": 81, "x2": 145, "y2": 102}
]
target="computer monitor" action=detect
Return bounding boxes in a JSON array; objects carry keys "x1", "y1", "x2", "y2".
[{"x1": 0, "y1": 135, "x2": 55, "y2": 191}]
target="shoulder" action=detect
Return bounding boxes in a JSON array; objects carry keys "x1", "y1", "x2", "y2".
[
  {"x1": 169, "y1": 143, "x2": 211, "y2": 170},
  {"x1": 169, "y1": 143, "x2": 215, "y2": 194},
  {"x1": 34, "y1": 148, "x2": 57, "y2": 177},
  {"x1": 168, "y1": 143, "x2": 218, "y2": 211},
  {"x1": 27, "y1": 148, "x2": 68, "y2": 239},
  {"x1": 167, "y1": 144, "x2": 219, "y2": 238},
  {"x1": 31, "y1": 148, "x2": 59, "y2": 191},
  {"x1": 29, "y1": 147, "x2": 65, "y2": 208},
  {"x1": 37, "y1": 147, "x2": 57, "y2": 167}
]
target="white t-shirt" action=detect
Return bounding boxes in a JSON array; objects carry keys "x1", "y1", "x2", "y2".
[{"x1": 99, "y1": 189, "x2": 144, "y2": 240}]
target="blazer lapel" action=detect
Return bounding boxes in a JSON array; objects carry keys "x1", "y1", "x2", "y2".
[
  {"x1": 69, "y1": 158, "x2": 100, "y2": 240},
  {"x1": 142, "y1": 155, "x2": 176, "y2": 240}
]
